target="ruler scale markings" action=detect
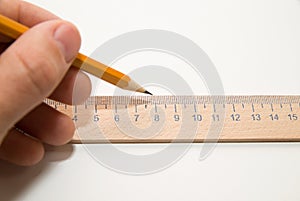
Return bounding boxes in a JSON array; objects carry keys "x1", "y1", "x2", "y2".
[
  {"x1": 135, "y1": 104, "x2": 138, "y2": 113},
  {"x1": 74, "y1": 105, "x2": 77, "y2": 114},
  {"x1": 86, "y1": 96, "x2": 300, "y2": 104},
  {"x1": 44, "y1": 96, "x2": 300, "y2": 143},
  {"x1": 271, "y1": 104, "x2": 274, "y2": 112},
  {"x1": 95, "y1": 104, "x2": 97, "y2": 113}
]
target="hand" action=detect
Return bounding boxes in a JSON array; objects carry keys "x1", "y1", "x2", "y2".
[{"x1": 0, "y1": 0, "x2": 91, "y2": 166}]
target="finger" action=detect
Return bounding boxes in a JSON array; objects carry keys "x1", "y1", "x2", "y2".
[
  {"x1": 0, "y1": 128, "x2": 44, "y2": 166},
  {"x1": 0, "y1": 0, "x2": 58, "y2": 25},
  {"x1": 49, "y1": 67, "x2": 92, "y2": 105},
  {"x1": 16, "y1": 103, "x2": 75, "y2": 146},
  {"x1": 0, "y1": 20, "x2": 81, "y2": 143},
  {"x1": 0, "y1": 0, "x2": 59, "y2": 42}
]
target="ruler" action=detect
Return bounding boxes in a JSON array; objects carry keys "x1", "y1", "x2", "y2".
[{"x1": 45, "y1": 96, "x2": 300, "y2": 143}]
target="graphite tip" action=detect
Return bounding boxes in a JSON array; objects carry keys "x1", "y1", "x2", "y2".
[{"x1": 144, "y1": 90, "x2": 153, "y2": 95}]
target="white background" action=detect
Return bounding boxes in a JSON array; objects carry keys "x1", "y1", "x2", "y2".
[{"x1": 1, "y1": 0, "x2": 300, "y2": 200}]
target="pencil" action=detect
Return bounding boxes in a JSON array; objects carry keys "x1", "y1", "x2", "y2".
[{"x1": 0, "y1": 14, "x2": 152, "y2": 95}]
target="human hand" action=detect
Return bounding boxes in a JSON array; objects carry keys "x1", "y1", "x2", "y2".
[{"x1": 0, "y1": 0, "x2": 91, "y2": 166}]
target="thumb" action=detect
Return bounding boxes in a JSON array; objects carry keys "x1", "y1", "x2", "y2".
[{"x1": 0, "y1": 20, "x2": 81, "y2": 140}]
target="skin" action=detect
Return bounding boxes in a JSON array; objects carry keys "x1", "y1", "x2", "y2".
[{"x1": 0, "y1": 0, "x2": 92, "y2": 166}]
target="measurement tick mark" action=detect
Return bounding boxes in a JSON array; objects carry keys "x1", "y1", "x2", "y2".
[
  {"x1": 270, "y1": 104, "x2": 274, "y2": 112},
  {"x1": 290, "y1": 103, "x2": 293, "y2": 112}
]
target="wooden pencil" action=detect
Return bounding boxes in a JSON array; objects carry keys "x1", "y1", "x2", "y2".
[{"x1": 0, "y1": 14, "x2": 151, "y2": 95}]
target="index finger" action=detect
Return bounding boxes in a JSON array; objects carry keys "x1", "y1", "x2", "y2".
[{"x1": 0, "y1": 0, "x2": 59, "y2": 42}]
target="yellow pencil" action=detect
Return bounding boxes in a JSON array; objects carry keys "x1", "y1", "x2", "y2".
[{"x1": 0, "y1": 14, "x2": 152, "y2": 95}]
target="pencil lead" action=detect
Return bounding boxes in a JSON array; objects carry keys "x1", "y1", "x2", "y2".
[{"x1": 144, "y1": 90, "x2": 153, "y2": 95}]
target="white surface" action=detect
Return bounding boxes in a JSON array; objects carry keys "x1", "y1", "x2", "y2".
[{"x1": 1, "y1": 0, "x2": 300, "y2": 200}]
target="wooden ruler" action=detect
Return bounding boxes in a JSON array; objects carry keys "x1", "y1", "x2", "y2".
[{"x1": 45, "y1": 96, "x2": 300, "y2": 143}]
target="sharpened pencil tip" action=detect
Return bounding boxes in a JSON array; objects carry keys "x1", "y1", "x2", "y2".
[{"x1": 144, "y1": 90, "x2": 153, "y2": 95}]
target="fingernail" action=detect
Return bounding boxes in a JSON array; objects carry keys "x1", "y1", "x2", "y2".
[{"x1": 54, "y1": 23, "x2": 80, "y2": 63}]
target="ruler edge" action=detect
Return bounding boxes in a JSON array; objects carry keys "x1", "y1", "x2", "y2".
[
  {"x1": 45, "y1": 95, "x2": 300, "y2": 105},
  {"x1": 70, "y1": 138, "x2": 300, "y2": 144}
]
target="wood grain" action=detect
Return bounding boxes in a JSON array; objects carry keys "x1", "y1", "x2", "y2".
[{"x1": 45, "y1": 96, "x2": 300, "y2": 143}]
